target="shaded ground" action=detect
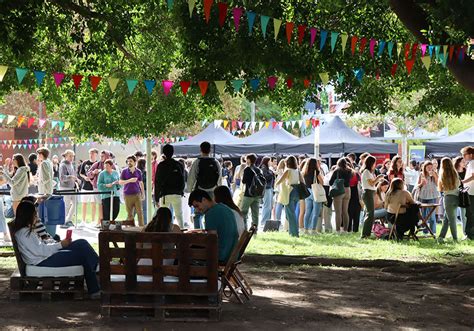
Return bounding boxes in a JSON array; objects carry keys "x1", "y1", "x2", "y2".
[{"x1": 0, "y1": 256, "x2": 473, "y2": 330}]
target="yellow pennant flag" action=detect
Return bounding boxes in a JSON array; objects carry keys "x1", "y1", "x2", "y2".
[
  {"x1": 214, "y1": 81, "x2": 226, "y2": 94},
  {"x1": 108, "y1": 77, "x2": 120, "y2": 92},
  {"x1": 319, "y1": 72, "x2": 329, "y2": 85},
  {"x1": 265, "y1": 121, "x2": 270, "y2": 128},
  {"x1": 340, "y1": 34, "x2": 348, "y2": 54},
  {"x1": 397, "y1": 42, "x2": 403, "y2": 58},
  {"x1": 273, "y1": 18, "x2": 282, "y2": 41},
  {"x1": 0, "y1": 66, "x2": 8, "y2": 82},
  {"x1": 305, "y1": 119, "x2": 310, "y2": 128},
  {"x1": 421, "y1": 56, "x2": 431, "y2": 70},
  {"x1": 223, "y1": 120, "x2": 229, "y2": 129},
  {"x1": 443, "y1": 45, "x2": 448, "y2": 57},
  {"x1": 188, "y1": 0, "x2": 196, "y2": 18},
  {"x1": 64, "y1": 122, "x2": 70, "y2": 131}
]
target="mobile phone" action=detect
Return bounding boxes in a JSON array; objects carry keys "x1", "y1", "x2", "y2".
[{"x1": 66, "y1": 229, "x2": 72, "y2": 240}]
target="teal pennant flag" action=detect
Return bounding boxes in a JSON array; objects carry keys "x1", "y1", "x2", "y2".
[
  {"x1": 126, "y1": 79, "x2": 139, "y2": 94},
  {"x1": 16, "y1": 68, "x2": 28, "y2": 84},
  {"x1": 232, "y1": 79, "x2": 244, "y2": 93},
  {"x1": 260, "y1": 15, "x2": 270, "y2": 39}
]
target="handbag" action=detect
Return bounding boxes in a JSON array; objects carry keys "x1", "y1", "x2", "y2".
[
  {"x1": 311, "y1": 171, "x2": 327, "y2": 202},
  {"x1": 459, "y1": 185, "x2": 470, "y2": 208},
  {"x1": 292, "y1": 183, "x2": 311, "y2": 200},
  {"x1": 277, "y1": 183, "x2": 290, "y2": 206},
  {"x1": 329, "y1": 172, "x2": 345, "y2": 198}
]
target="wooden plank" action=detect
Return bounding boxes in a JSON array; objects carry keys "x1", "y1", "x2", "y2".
[
  {"x1": 152, "y1": 242, "x2": 163, "y2": 290},
  {"x1": 124, "y1": 234, "x2": 138, "y2": 291},
  {"x1": 99, "y1": 232, "x2": 112, "y2": 291},
  {"x1": 177, "y1": 236, "x2": 191, "y2": 292}
]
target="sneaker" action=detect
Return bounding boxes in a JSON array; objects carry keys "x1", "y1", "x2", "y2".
[{"x1": 89, "y1": 291, "x2": 101, "y2": 300}]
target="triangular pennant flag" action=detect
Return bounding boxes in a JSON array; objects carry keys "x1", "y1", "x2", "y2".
[
  {"x1": 442, "y1": 45, "x2": 448, "y2": 59},
  {"x1": 286, "y1": 78, "x2": 293, "y2": 89},
  {"x1": 238, "y1": 121, "x2": 243, "y2": 129},
  {"x1": 330, "y1": 31, "x2": 339, "y2": 52},
  {"x1": 285, "y1": 22, "x2": 294, "y2": 44},
  {"x1": 303, "y1": 79, "x2": 310, "y2": 88},
  {"x1": 250, "y1": 78, "x2": 260, "y2": 92},
  {"x1": 411, "y1": 43, "x2": 419, "y2": 60},
  {"x1": 404, "y1": 43, "x2": 411, "y2": 60},
  {"x1": 16, "y1": 68, "x2": 28, "y2": 84},
  {"x1": 391, "y1": 63, "x2": 398, "y2": 77},
  {"x1": 268, "y1": 76, "x2": 278, "y2": 90},
  {"x1": 233, "y1": 7, "x2": 243, "y2": 32},
  {"x1": 108, "y1": 77, "x2": 120, "y2": 92},
  {"x1": 251, "y1": 122, "x2": 257, "y2": 131},
  {"x1": 369, "y1": 39, "x2": 377, "y2": 57},
  {"x1": 387, "y1": 42, "x2": 394, "y2": 59},
  {"x1": 375, "y1": 68, "x2": 381, "y2": 80},
  {"x1": 34, "y1": 71, "x2": 46, "y2": 87},
  {"x1": 0, "y1": 66, "x2": 8, "y2": 82},
  {"x1": 180, "y1": 81, "x2": 191, "y2": 95},
  {"x1": 292, "y1": 120, "x2": 297, "y2": 128},
  {"x1": 51, "y1": 120, "x2": 58, "y2": 129},
  {"x1": 7, "y1": 115, "x2": 16, "y2": 125},
  {"x1": 421, "y1": 56, "x2": 431, "y2": 70},
  {"x1": 428, "y1": 45, "x2": 434, "y2": 57},
  {"x1": 449, "y1": 45, "x2": 454, "y2": 61},
  {"x1": 53, "y1": 72, "x2": 65, "y2": 87},
  {"x1": 247, "y1": 11, "x2": 257, "y2": 36},
  {"x1": 218, "y1": 2, "x2": 228, "y2": 27},
  {"x1": 359, "y1": 37, "x2": 367, "y2": 54},
  {"x1": 39, "y1": 119, "x2": 47, "y2": 128},
  {"x1": 310, "y1": 28, "x2": 317, "y2": 47},
  {"x1": 319, "y1": 30, "x2": 328, "y2": 51},
  {"x1": 188, "y1": 0, "x2": 196, "y2": 17},
  {"x1": 144, "y1": 79, "x2": 156, "y2": 95},
  {"x1": 167, "y1": 0, "x2": 174, "y2": 10},
  {"x1": 203, "y1": 0, "x2": 213, "y2": 24},
  {"x1": 340, "y1": 34, "x2": 348, "y2": 54},
  {"x1": 397, "y1": 42, "x2": 403, "y2": 58},
  {"x1": 64, "y1": 122, "x2": 70, "y2": 131},
  {"x1": 405, "y1": 59, "x2": 415, "y2": 75},
  {"x1": 214, "y1": 81, "x2": 226, "y2": 94},
  {"x1": 259, "y1": 122, "x2": 264, "y2": 130},
  {"x1": 231, "y1": 79, "x2": 244, "y2": 93},
  {"x1": 162, "y1": 80, "x2": 173, "y2": 96},
  {"x1": 261, "y1": 15, "x2": 270, "y2": 38},
  {"x1": 214, "y1": 120, "x2": 223, "y2": 128},
  {"x1": 420, "y1": 44, "x2": 427, "y2": 56},
  {"x1": 126, "y1": 79, "x2": 139, "y2": 94},
  {"x1": 337, "y1": 73, "x2": 345, "y2": 85},
  {"x1": 353, "y1": 68, "x2": 364, "y2": 83},
  {"x1": 198, "y1": 81, "x2": 209, "y2": 96},
  {"x1": 223, "y1": 120, "x2": 229, "y2": 129},
  {"x1": 273, "y1": 18, "x2": 282, "y2": 41},
  {"x1": 265, "y1": 122, "x2": 270, "y2": 129},
  {"x1": 272, "y1": 121, "x2": 277, "y2": 129},
  {"x1": 305, "y1": 120, "x2": 310, "y2": 128},
  {"x1": 378, "y1": 40, "x2": 386, "y2": 57},
  {"x1": 89, "y1": 76, "x2": 102, "y2": 92},
  {"x1": 72, "y1": 74, "x2": 84, "y2": 91},
  {"x1": 58, "y1": 121, "x2": 65, "y2": 132},
  {"x1": 27, "y1": 117, "x2": 35, "y2": 128},
  {"x1": 319, "y1": 72, "x2": 329, "y2": 85},
  {"x1": 351, "y1": 36, "x2": 358, "y2": 55},
  {"x1": 17, "y1": 116, "x2": 26, "y2": 127},
  {"x1": 0, "y1": 115, "x2": 5, "y2": 123},
  {"x1": 297, "y1": 25, "x2": 306, "y2": 45},
  {"x1": 440, "y1": 53, "x2": 448, "y2": 67}
]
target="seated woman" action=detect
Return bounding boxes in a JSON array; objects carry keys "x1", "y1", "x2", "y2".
[
  {"x1": 214, "y1": 185, "x2": 245, "y2": 237},
  {"x1": 12, "y1": 200, "x2": 100, "y2": 297},
  {"x1": 374, "y1": 179, "x2": 389, "y2": 221},
  {"x1": 384, "y1": 178, "x2": 418, "y2": 239}
]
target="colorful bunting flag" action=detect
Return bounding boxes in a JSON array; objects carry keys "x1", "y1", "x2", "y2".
[
  {"x1": 369, "y1": 39, "x2": 376, "y2": 57},
  {"x1": 108, "y1": 77, "x2": 120, "y2": 92},
  {"x1": 387, "y1": 42, "x2": 394, "y2": 59},
  {"x1": 214, "y1": 81, "x2": 226, "y2": 94},
  {"x1": 310, "y1": 28, "x2": 317, "y2": 47},
  {"x1": 17, "y1": 116, "x2": 26, "y2": 127},
  {"x1": 89, "y1": 76, "x2": 102, "y2": 92},
  {"x1": 340, "y1": 34, "x2": 348, "y2": 54},
  {"x1": 247, "y1": 11, "x2": 256, "y2": 36},
  {"x1": 27, "y1": 117, "x2": 35, "y2": 128},
  {"x1": 354, "y1": 68, "x2": 364, "y2": 82},
  {"x1": 397, "y1": 42, "x2": 403, "y2": 58},
  {"x1": 0, "y1": 66, "x2": 7, "y2": 82},
  {"x1": 319, "y1": 72, "x2": 329, "y2": 85},
  {"x1": 261, "y1": 15, "x2": 270, "y2": 39},
  {"x1": 180, "y1": 81, "x2": 191, "y2": 95},
  {"x1": 297, "y1": 25, "x2": 306, "y2": 45},
  {"x1": 233, "y1": 7, "x2": 243, "y2": 32},
  {"x1": 126, "y1": 79, "x2": 139, "y2": 94},
  {"x1": 39, "y1": 119, "x2": 47, "y2": 128},
  {"x1": 286, "y1": 22, "x2": 294, "y2": 44},
  {"x1": 231, "y1": 79, "x2": 244, "y2": 93},
  {"x1": 72, "y1": 74, "x2": 84, "y2": 91},
  {"x1": 53, "y1": 72, "x2": 65, "y2": 87},
  {"x1": 203, "y1": 0, "x2": 213, "y2": 24},
  {"x1": 421, "y1": 56, "x2": 431, "y2": 70},
  {"x1": 351, "y1": 36, "x2": 358, "y2": 55},
  {"x1": 378, "y1": 40, "x2": 386, "y2": 57},
  {"x1": 188, "y1": 0, "x2": 196, "y2": 17},
  {"x1": 250, "y1": 78, "x2": 260, "y2": 92},
  {"x1": 330, "y1": 32, "x2": 339, "y2": 53},
  {"x1": 268, "y1": 76, "x2": 278, "y2": 90},
  {"x1": 218, "y1": 2, "x2": 228, "y2": 27},
  {"x1": 144, "y1": 80, "x2": 156, "y2": 95},
  {"x1": 405, "y1": 59, "x2": 415, "y2": 75},
  {"x1": 359, "y1": 37, "x2": 367, "y2": 54},
  {"x1": 319, "y1": 30, "x2": 328, "y2": 51},
  {"x1": 167, "y1": 0, "x2": 174, "y2": 10},
  {"x1": 162, "y1": 80, "x2": 173, "y2": 95},
  {"x1": 198, "y1": 81, "x2": 209, "y2": 96},
  {"x1": 16, "y1": 68, "x2": 28, "y2": 84},
  {"x1": 273, "y1": 18, "x2": 282, "y2": 41},
  {"x1": 34, "y1": 71, "x2": 46, "y2": 87},
  {"x1": 7, "y1": 115, "x2": 15, "y2": 125}
]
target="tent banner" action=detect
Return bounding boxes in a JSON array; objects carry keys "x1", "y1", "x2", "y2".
[{"x1": 409, "y1": 145, "x2": 426, "y2": 162}]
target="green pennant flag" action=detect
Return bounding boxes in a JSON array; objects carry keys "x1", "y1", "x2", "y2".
[
  {"x1": 231, "y1": 79, "x2": 244, "y2": 93},
  {"x1": 330, "y1": 32, "x2": 339, "y2": 53},
  {"x1": 16, "y1": 68, "x2": 28, "y2": 84},
  {"x1": 126, "y1": 79, "x2": 139, "y2": 94},
  {"x1": 261, "y1": 15, "x2": 270, "y2": 39},
  {"x1": 273, "y1": 18, "x2": 282, "y2": 41}
]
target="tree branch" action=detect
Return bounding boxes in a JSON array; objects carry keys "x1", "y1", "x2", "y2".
[{"x1": 389, "y1": 0, "x2": 474, "y2": 92}]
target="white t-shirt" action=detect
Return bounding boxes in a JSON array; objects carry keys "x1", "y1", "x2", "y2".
[
  {"x1": 466, "y1": 160, "x2": 474, "y2": 196},
  {"x1": 361, "y1": 170, "x2": 376, "y2": 191},
  {"x1": 404, "y1": 168, "x2": 419, "y2": 186}
]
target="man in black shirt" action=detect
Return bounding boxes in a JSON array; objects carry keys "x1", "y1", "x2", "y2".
[{"x1": 79, "y1": 148, "x2": 98, "y2": 227}]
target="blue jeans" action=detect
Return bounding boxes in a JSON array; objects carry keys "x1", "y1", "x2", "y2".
[
  {"x1": 285, "y1": 189, "x2": 300, "y2": 237},
  {"x1": 275, "y1": 202, "x2": 284, "y2": 221},
  {"x1": 421, "y1": 198, "x2": 437, "y2": 234},
  {"x1": 304, "y1": 193, "x2": 322, "y2": 230},
  {"x1": 261, "y1": 188, "x2": 273, "y2": 226},
  {"x1": 37, "y1": 239, "x2": 99, "y2": 294}
]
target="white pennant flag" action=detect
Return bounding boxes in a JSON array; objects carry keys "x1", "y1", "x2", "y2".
[
  {"x1": 7, "y1": 115, "x2": 15, "y2": 125},
  {"x1": 259, "y1": 122, "x2": 264, "y2": 130},
  {"x1": 298, "y1": 120, "x2": 303, "y2": 128},
  {"x1": 250, "y1": 122, "x2": 257, "y2": 131}
]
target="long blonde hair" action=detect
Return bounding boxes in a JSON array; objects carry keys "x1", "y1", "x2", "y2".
[{"x1": 438, "y1": 157, "x2": 458, "y2": 192}]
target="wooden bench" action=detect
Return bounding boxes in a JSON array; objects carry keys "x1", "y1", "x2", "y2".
[
  {"x1": 8, "y1": 222, "x2": 85, "y2": 301},
  {"x1": 99, "y1": 231, "x2": 221, "y2": 321}
]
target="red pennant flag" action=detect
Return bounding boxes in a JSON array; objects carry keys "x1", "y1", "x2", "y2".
[
  {"x1": 411, "y1": 43, "x2": 418, "y2": 60},
  {"x1": 180, "y1": 81, "x2": 191, "y2": 95},
  {"x1": 351, "y1": 36, "x2": 358, "y2": 55},
  {"x1": 27, "y1": 117, "x2": 35, "y2": 128},
  {"x1": 89, "y1": 76, "x2": 102, "y2": 92},
  {"x1": 198, "y1": 81, "x2": 209, "y2": 96},
  {"x1": 272, "y1": 121, "x2": 278, "y2": 129},
  {"x1": 404, "y1": 43, "x2": 411, "y2": 60},
  {"x1": 359, "y1": 37, "x2": 367, "y2": 54},
  {"x1": 405, "y1": 59, "x2": 415, "y2": 75},
  {"x1": 267, "y1": 76, "x2": 278, "y2": 90},
  {"x1": 391, "y1": 63, "x2": 398, "y2": 77},
  {"x1": 286, "y1": 78, "x2": 293, "y2": 89},
  {"x1": 303, "y1": 79, "x2": 310, "y2": 88},
  {"x1": 33, "y1": 144, "x2": 38, "y2": 150},
  {"x1": 297, "y1": 25, "x2": 306, "y2": 45},
  {"x1": 72, "y1": 74, "x2": 83, "y2": 91},
  {"x1": 203, "y1": 0, "x2": 213, "y2": 24},
  {"x1": 449, "y1": 45, "x2": 455, "y2": 61},
  {"x1": 286, "y1": 22, "x2": 294, "y2": 44},
  {"x1": 376, "y1": 68, "x2": 380, "y2": 80},
  {"x1": 231, "y1": 120, "x2": 237, "y2": 129},
  {"x1": 217, "y1": 2, "x2": 228, "y2": 27}
]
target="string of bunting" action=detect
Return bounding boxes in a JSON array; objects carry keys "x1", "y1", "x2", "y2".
[
  {"x1": 204, "y1": 118, "x2": 320, "y2": 133},
  {"x1": 0, "y1": 112, "x2": 68, "y2": 131}
]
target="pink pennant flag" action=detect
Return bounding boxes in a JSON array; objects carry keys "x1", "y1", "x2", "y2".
[
  {"x1": 369, "y1": 39, "x2": 377, "y2": 57},
  {"x1": 54, "y1": 137, "x2": 58, "y2": 143},
  {"x1": 233, "y1": 7, "x2": 243, "y2": 32},
  {"x1": 53, "y1": 72, "x2": 65, "y2": 87},
  {"x1": 420, "y1": 44, "x2": 427, "y2": 56},
  {"x1": 39, "y1": 119, "x2": 47, "y2": 128},
  {"x1": 28, "y1": 144, "x2": 32, "y2": 150},
  {"x1": 162, "y1": 80, "x2": 174, "y2": 96},
  {"x1": 310, "y1": 28, "x2": 317, "y2": 47},
  {"x1": 267, "y1": 76, "x2": 278, "y2": 90},
  {"x1": 238, "y1": 121, "x2": 243, "y2": 129}
]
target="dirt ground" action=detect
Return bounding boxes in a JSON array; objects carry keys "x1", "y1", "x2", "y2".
[{"x1": 0, "y1": 256, "x2": 473, "y2": 330}]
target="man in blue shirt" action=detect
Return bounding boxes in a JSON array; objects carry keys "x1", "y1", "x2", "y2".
[{"x1": 188, "y1": 189, "x2": 238, "y2": 263}]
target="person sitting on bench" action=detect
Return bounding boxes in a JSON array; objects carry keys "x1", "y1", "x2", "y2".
[
  {"x1": 188, "y1": 189, "x2": 238, "y2": 264},
  {"x1": 12, "y1": 200, "x2": 100, "y2": 297}
]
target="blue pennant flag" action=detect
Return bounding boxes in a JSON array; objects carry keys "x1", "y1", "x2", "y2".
[
  {"x1": 353, "y1": 68, "x2": 365, "y2": 83},
  {"x1": 144, "y1": 80, "x2": 156, "y2": 95},
  {"x1": 247, "y1": 11, "x2": 257, "y2": 36},
  {"x1": 319, "y1": 30, "x2": 328, "y2": 51},
  {"x1": 250, "y1": 78, "x2": 260, "y2": 92},
  {"x1": 428, "y1": 45, "x2": 434, "y2": 57},
  {"x1": 34, "y1": 70, "x2": 46, "y2": 87},
  {"x1": 378, "y1": 40, "x2": 386, "y2": 57}
]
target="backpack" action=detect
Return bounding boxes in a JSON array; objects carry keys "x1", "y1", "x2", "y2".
[
  {"x1": 248, "y1": 167, "x2": 266, "y2": 198},
  {"x1": 196, "y1": 158, "x2": 220, "y2": 190},
  {"x1": 164, "y1": 160, "x2": 185, "y2": 194}
]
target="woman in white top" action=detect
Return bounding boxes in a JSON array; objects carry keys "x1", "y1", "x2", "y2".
[
  {"x1": 274, "y1": 159, "x2": 287, "y2": 224},
  {"x1": 360, "y1": 156, "x2": 385, "y2": 238},
  {"x1": 275, "y1": 156, "x2": 301, "y2": 237},
  {"x1": 416, "y1": 161, "x2": 439, "y2": 233},
  {"x1": 37, "y1": 147, "x2": 54, "y2": 195},
  {"x1": 438, "y1": 158, "x2": 461, "y2": 242},
  {"x1": 214, "y1": 185, "x2": 245, "y2": 237},
  {"x1": 0, "y1": 154, "x2": 31, "y2": 214}
]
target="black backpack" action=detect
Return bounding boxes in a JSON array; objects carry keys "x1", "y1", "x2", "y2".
[
  {"x1": 164, "y1": 160, "x2": 185, "y2": 194},
  {"x1": 196, "y1": 158, "x2": 220, "y2": 190},
  {"x1": 248, "y1": 167, "x2": 266, "y2": 197}
]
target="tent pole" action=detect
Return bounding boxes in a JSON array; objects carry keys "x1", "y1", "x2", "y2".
[
  {"x1": 314, "y1": 123, "x2": 320, "y2": 157},
  {"x1": 146, "y1": 138, "x2": 153, "y2": 223},
  {"x1": 250, "y1": 101, "x2": 256, "y2": 133}
]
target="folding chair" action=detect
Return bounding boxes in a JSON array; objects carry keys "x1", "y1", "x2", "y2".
[{"x1": 388, "y1": 205, "x2": 417, "y2": 241}]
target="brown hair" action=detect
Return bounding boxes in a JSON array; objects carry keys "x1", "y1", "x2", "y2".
[
  {"x1": 286, "y1": 156, "x2": 298, "y2": 170},
  {"x1": 360, "y1": 155, "x2": 376, "y2": 174},
  {"x1": 36, "y1": 147, "x2": 50, "y2": 159},
  {"x1": 104, "y1": 159, "x2": 114, "y2": 167},
  {"x1": 460, "y1": 146, "x2": 474, "y2": 155},
  {"x1": 438, "y1": 157, "x2": 458, "y2": 192}
]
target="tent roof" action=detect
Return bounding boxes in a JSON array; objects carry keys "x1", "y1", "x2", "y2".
[
  {"x1": 237, "y1": 125, "x2": 298, "y2": 144},
  {"x1": 424, "y1": 126, "x2": 474, "y2": 156}
]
